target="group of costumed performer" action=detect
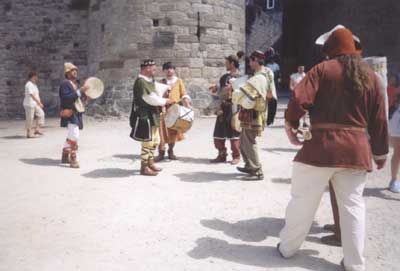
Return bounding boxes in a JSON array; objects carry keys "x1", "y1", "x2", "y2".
[{"x1": 129, "y1": 59, "x2": 191, "y2": 176}]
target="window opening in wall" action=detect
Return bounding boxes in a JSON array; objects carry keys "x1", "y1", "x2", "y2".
[
  {"x1": 101, "y1": 24, "x2": 105, "y2": 32},
  {"x1": 6, "y1": 81, "x2": 12, "y2": 86},
  {"x1": 73, "y1": 42, "x2": 79, "y2": 48},
  {"x1": 229, "y1": 24, "x2": 233, "y2": 30},
  {"x1": 153, "y1": 19, "x2": 159, "y2": 27},
  {"x1": 266, "y1": 0, "x2": 274, "y2": 10}
]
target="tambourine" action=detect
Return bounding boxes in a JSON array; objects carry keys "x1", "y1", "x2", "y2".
[{"x1": 84, "y1": 77, "x2": 104, "y2": 99}]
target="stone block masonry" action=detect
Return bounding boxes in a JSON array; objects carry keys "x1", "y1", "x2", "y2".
[
  {"x1": 0, "y1": 0, "x2": 89, "y2": 119},
  {"x1": 0, "y1": 0, "x2": 245, "y2": 119}
]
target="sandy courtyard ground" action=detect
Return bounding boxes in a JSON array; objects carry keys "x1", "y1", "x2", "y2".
[{"x1": 0, "y1": 101, "x2": 399, "y2": 271}]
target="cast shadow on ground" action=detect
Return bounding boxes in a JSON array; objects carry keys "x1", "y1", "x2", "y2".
[
  {"x1": 268, "y1": 125, "x2": 285, "y2": 129},
  {"x1": 172, "y1": 156, "x2": 211, "y2": 165},
  {"x1": 20, "y1": 158, "x2": 61, "y2": 167},
  {"x1": 82, "y1": 168, "x2": 138, "y2": 179},
  {"x1": 271, "y1": 178, "x2": 291, "y2": 184},
  {"x1": 112, "y1": 154, "x2": 141, "y2": 161},
  {"x1": 363, "y1": 187, "x2": 400, "y2": 202},
  {"x1": 2, "y1": 135, "x2": 27, "y2": 140},
  {"x1": 263, "y1": 147, "x2": 300, "y2": 154},
  {"x1": 200, "y1": 218, "x2": 322, "y2": 243},
  {"x1": 188, "y1": 237, "x2": 340, "y2": 271},
  {"x1": 175, "y1": 172, "x2": 244, "y2": 183}
]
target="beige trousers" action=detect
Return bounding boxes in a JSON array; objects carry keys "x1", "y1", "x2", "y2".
[
  {"x1": 24, "y1": 105, "x2": 45, "y2": 130},
  {"x1": 240, "y1": 128, "x2": 261, "y2": 172},
  {"x1": 141, "y1": 127, "x2": 160, "y2": 162},
  {"x1": 279, "y1": 162, "x2": 367, "y2": 271}
]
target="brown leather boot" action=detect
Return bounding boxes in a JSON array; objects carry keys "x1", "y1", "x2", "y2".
[
  {"x1": 148, "y1": 159, "x2": 162, "y2": 172},
  {"x1": 61, "y1": 148, "x2": 70, "y2": 164},
  {"x1": 69, "y1": 152, "x2": 80, "y2": 168},
  {"x1": 140, "y1": 161, "x2": 158, "y2": 176},
  {"x1": 210, "y1": 149, "x2": 227, "y2": 163},
  {"x1": 154, "y1": 150, "x2": 165, "y2": 162},
  {"x1": 168, "y1": 144, "x2": 177, "y2": 160}
]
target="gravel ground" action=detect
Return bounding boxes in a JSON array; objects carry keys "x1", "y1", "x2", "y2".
[{"x1": 0, "y1": 101, "x2": 399, "y2": 271}]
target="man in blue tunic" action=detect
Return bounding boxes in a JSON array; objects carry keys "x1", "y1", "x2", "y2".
[{"x1": 59, "y1": 62, "x2": 88, "y2": 168}]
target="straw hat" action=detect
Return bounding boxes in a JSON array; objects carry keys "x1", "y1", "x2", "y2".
[{"x1": 64, "y1": 62, "x2": 78, "y2": 74}]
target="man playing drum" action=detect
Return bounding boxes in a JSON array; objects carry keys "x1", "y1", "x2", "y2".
[
  {"x1": 129, "y1": 59, "x2": 174, "y2": 176},
  {"x1": 155, "y1": 62, "x2": 191, "y2": 161},
  {"x1": 209, "y1": 55, "x2": 242, "y2": 165}
]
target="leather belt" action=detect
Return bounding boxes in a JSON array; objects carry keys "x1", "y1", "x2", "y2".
[{"x1": 311, "y1": 123, "x2": 366, "y2": 132}]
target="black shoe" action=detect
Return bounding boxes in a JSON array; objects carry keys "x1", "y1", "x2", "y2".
[
  {"x1": 323, "y1": 224, "x2": 335, "y2": 232},
  {"x1": 243, "y1": 173, "x2": 264, "y2": 181},
  {"x1": 321, "y1": 234, "x2": 342, "y2": 247},
  {"x1": 249, "y1": 169, "x2": 264, "y2": 180},
  {"x1": 236, "y1": 167, "x2": 253, "y2": 174}
]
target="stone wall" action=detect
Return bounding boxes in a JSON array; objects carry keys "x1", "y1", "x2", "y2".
[
  {"x1": 86, "y1": 0, "x2": 246, "y2": 116},
  {"x1": 0, "y1": 0, "x2": 89, "y2": 119},
  {"x1": 245, "y1": 0, "x2": 283, "y2": 54}
]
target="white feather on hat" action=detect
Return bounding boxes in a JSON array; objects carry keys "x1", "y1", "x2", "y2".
[{"x1": 315, "y1": 24, "x2": 360, "y2": 45}]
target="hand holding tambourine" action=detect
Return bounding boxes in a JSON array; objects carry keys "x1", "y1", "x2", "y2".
[{"x1": 74, "y1": 77, "x2": 104, "y2": 112}]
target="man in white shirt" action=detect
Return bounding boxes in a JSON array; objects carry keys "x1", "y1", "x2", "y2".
[
  {"x1": 289, "y1": 65, "x2": 306, "y2": 91},
  {"x1": 23, "y1": 71, "x2": 45, "y2": 138}
]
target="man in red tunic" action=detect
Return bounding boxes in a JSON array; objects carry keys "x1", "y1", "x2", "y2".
[{"x1": 278, "y1": 26, "x2": 388, "y2": 271}]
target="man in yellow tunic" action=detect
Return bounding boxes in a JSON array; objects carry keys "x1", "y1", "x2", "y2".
[
  {"x1": 155, "y1": 62, "x2": 191, "y2": 161},
  {"x1": 232, "y1": 50, "x2": 276, "y2": 180}
]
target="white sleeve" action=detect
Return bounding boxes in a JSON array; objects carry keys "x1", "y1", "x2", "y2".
[
  {"x1": 143, "y1": 92, "x2": 168, "y2": 106},
  {"x1": 26, "y1": 83, "x2": 34, "y2": 95}
]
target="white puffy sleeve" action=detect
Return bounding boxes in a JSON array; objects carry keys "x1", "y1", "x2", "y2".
[{"x1": 143, "y1": 92, "x2": 168, "y2": 106}]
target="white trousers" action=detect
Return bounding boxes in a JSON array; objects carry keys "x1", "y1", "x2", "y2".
[
  {"x1": 24, "y1": 105, "x2": 45, "y2": 130},
  {"x1": 64, "y1": 124, "x2": 80, "y2": 148},
  {"x1": 279, "y1": 162, "x2": 367, "y2": 271}
]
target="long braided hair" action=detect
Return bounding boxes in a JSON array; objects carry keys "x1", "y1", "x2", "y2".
[{"x1": 337, "y1": 55, "x2": 372, "y2": 97}]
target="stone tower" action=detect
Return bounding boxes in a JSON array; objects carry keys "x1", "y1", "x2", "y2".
[
  {"x1": 0, "y1": 0, "x2": 245, "y2": 119},
  {"x1": 86, "y1": 0, "x2": 245, "y2": 116}
]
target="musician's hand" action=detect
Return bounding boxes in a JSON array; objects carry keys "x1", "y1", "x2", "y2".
[
  {"x1": 166, "y1": 98, "x2": 175, "y2": 105},
  {"x1": 39, "y1": 102, "x2": 44, "y2": 109},
  {"x1": 80, "y1": 85, "x2": 89, "y2": 92},
  {"x1": 182, "y1": 98, "x2": 191, "y2": 108},
  {"x1": 209, "y1": 84, "x2": 217, "y2": 93},
  {"x1": 224, "y1": 83, "x2": 233, "y2": 92},
  {"x1": 285, "y1": 121, "x2": 303, "y2": 146},
  {"x1": 266, "y1": 90, "x2": 273, "y2": 100},
  {"x1": 375, "y1": 159, "x2": 386, "y2": 170},
  {"x1": 216, "y1": 110, "x2": 223, "y2": 116}
]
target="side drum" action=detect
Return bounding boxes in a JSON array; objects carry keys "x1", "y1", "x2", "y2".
[{"x1": 164, "y1": 104, "x2": 194, "y2": 133}]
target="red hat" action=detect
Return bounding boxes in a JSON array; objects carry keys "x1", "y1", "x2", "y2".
[{"x1": 321, "y1": 28, "x2": 361, "y2": 58}]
